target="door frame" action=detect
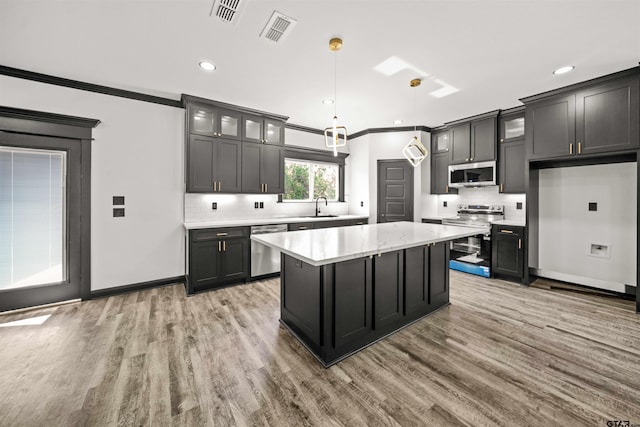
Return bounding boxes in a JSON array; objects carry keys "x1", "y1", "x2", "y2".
[
  {"x1": 0, "y1": 106, "x2": 99, "y2": 311},
  {"x1": 377, "y1": 159, "x2": 414, "y2": 223}
]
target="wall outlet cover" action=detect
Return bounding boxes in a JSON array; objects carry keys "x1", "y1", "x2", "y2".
[
  {"x1": 113, "y1": 208, "x2": 125, "y2": 217},
  {"x1": 212, "y1": 202, "x2": 217, "y2": 210},
  {"x1": 443, "y1": 201, "x2": 448, "y2": 207},
  {"x1": 360, "y1": 201, "x2": 364, "y2": 207},
  {"x1": 516, "y1": 202, "x2": 523, "y2": 210},
  {"x1": 254, "y1": 202, "x2": 259, "y2": 209},
  {"x1": 588, "y1": 202, "x2": 597, "y2": 211},
  {"x1": 112, "y1": 196, "x2": 125, "y2": 206},
  {"x1": 259, "y1": 202, "x2": 264, "y2": 208}
]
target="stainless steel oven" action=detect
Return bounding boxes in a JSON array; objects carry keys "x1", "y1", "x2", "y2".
[{"x1": 442, "y1": 205, "x2": 504, "y2": 277}]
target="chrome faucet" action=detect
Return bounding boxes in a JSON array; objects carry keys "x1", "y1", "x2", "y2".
[{"x1": 315, "y1": 196, "x2": 328, "y2": 216}]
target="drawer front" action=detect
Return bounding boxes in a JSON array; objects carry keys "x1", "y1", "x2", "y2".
[
  {"x1": 492, "y1": 225, "x2": 523, "y2": 238},
  {"x1": 191, "y1": 226, "x2": 249, "y2": 241},
  {"x1": 288, "y1": 222, "x2": 315, "y2": 231}
]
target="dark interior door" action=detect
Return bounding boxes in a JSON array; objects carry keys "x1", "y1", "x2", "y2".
[
  {"x1": 0, "y1": 133, "x2": 83, "y2": 311},
  {"x1": 377, "y1": 160, "x2": 413, "y2": 223}
]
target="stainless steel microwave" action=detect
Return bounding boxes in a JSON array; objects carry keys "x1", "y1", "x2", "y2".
[{"x1": 448, "y1": 161, "x2": 497, "y2": 188}]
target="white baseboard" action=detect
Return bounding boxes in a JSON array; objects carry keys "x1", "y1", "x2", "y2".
[{"x1": 531, "y1": 268, "x2": 635, "y2": 294}]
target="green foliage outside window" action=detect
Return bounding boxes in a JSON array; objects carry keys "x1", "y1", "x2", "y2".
[{"x1": 284, "y1": 159, "x2": 338, "y2": 201}]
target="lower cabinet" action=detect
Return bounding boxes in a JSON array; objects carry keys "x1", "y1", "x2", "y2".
[
  {"x1": 491, "y1": 225, "x2": 525, "y2": 283},
  {"x1": 188, "y1": 227, "x2": 249, "y2": 294}
]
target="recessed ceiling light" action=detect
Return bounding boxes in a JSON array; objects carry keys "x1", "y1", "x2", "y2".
[
  {"x1": 553, "y1": 65, "x2": 574, "y2": 75},
  {"x1": 393, "y1": 120, "x2": 403, "y2": 125},
  {"x1": 322, "y1": 98, "x2": 334, "y2": 105},
  {"x1": 199, "y1": 61, "x2": 216, "y2": 71}
]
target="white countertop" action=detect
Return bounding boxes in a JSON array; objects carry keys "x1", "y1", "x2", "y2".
[
  {"x1": 251, "y1": 221, "x2": 488, "y2": 267},
  {"x1": 492, "y1": 219, "x2": 526, "y2": 227},
  {"x1": 183, "y1": 214, "x2": 369, "y2": 229}
]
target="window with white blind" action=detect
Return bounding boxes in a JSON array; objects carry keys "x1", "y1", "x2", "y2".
[{"x1": 0, "y1": 146, "x2": 66, "y2": 289}]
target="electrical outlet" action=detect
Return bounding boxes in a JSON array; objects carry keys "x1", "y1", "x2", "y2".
[
  {"x1": 112, "y1": 196, "x2": 125, "y2": 206},
  {"x1": 589, "y1": 202, "x2": 597, "y2": 211},
  {"x1": 211, "y1": 202, "x2": 217, "y2": 210},
  {"x1": 443, "y1": 201, "x2": 448, "y2": 207},
  {"x1": 254, "y1": 202, "x2": 259, "y2": 209},
  {"x1": 360, "y1": 201, "x2": 364, "y2": 207},
  {"x1": 259, "y1": 202, "x2": 264, "y2": 209},
  {"x1": 516, "y1": 202, "x2": 522, "y2": 210},
  {"x1": 113, "y1": 208, "x2": 125, "y2": 217}
]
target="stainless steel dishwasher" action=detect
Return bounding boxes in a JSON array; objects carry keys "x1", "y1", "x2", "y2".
[{"x1": 250, "y1": 224, "x2": 289, "y2": 278}]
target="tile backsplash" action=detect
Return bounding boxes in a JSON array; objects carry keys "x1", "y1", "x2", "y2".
[
  {"x1": 436, "y1": 186, "x2": 526, "y2": 222},
  {"x1": 185, "y1": 193, "x2": 349, "y2": 223}
]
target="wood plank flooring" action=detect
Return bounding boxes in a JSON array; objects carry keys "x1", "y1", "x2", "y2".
[{"x1": 1, "y1": 272, "x2": 639, "y2": 426}]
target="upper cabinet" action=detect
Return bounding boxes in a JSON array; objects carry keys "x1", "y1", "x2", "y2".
[
  {"x1": 524, "y1": 73, "x2": 639, "y2": 161},
  {"x1": 498, "y1": 107, "x2": 526, "y2": 194},
  {"x1": 432, "y1": 129, "x2": 451, "y2": 154},
  {"x1": 448, "y1": 111, "x2": 499, "y2": 164},
  {"x1": 242, "y1": 114, "x2": 285, "y2": 145},
  {"x1": 430, "y1": 130, "x2": 458, "y2": 195},
  {"x1": 188, "y1": 105, "x2": 242, "y2": 140},
  {"x1": 182, "y1": 94, "x2": 288, "y2": 193}
]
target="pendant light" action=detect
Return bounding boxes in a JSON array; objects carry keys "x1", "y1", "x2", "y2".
[
  {"x1": 324, "y1": 37, "x2": 347, "y2": 156},
  {"x1": 402, "y1": 78, "x2": 428, "y2": 167}
]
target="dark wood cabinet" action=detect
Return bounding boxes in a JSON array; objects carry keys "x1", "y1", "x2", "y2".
[
  {"x1": 429, "y1": 242, "x2": 449, "y2": 307},
  {"x1": 525, "y1": 75, "x2": 639, "y2": 160},
  {"x1": 498, "y1": 108, "x2": 526, "y2": 194},
  {"x1": 187, "y1": 135, "x2": 241, "y2": 193},
  {"x1": 491, "y1": 225, "x2": 525, "y2": 282},
  {"x1": 373, "y1": 250, "x2": 403, "y2": 330},
  {"x1": 188, "y1": 227, "x2": 250, "y2": 293},
  {"x1": 242, "y1": 114, "x2": 285, "y2": 145},
  {"x1": 241, "y1": 143, "x2": 284, "y2": 194},
  {"x1": 449, "y1": 113, "x2": 498, "y2": 164},
  {"x1": 432, "y1": 129, "x2": 451, "y2": 153},
  {"x1": 188, "y1": 104, "x2": 242, "y2": 140}
]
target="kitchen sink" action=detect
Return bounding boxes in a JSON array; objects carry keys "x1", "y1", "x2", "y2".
[{"x1": 304, "y1": 214, "x2": 338, "y2": 218}]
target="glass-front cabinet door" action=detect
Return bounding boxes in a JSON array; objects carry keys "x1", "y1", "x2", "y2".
[
  {"x1": 432, "y1": 130, "x2": 450, "y2": 153},
  {"x1": 264, "y1": 119, "x2": 284, "y2": 145},
  {"x1": 499, "y1": 113, "x2": 525, "y2": 143},
  {"x1": 218, "y1": 109, "x2": 241, "y2": 140},
  {"x1": 190, "y1": 106, "x2": 218, "y2": 136},
  {"x1": 242, "y1": 114, "x2": 264, "y2": 143}
]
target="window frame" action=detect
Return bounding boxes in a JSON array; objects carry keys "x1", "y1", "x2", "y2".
[{"x1": 279, "y1": 145, "x2": 347, "y2": 202}]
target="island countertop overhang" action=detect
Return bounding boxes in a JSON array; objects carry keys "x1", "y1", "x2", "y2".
[{"x1": 250, "y1": 221, "x2": 488, "y2": 267}]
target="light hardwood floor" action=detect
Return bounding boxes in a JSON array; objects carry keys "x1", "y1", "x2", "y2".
[{"x1": 1, "y1": 272, "x2": 639, "y2": 426}]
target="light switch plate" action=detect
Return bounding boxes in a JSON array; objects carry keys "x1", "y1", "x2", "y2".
[
  {"x1": 113, "y1": 208, "x2": 125, "y2": 217},
  {"x1": 112, "y1": 196, "x2": 125, "y2": 206}
]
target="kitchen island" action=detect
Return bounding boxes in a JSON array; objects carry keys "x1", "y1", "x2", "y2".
[{"x1": 251, "y1": 221, "x2": 487, "y2": 367}]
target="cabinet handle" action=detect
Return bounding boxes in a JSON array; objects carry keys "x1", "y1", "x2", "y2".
[
  {"x1": 500, "y1": 229, "x2": 514, "y2": 234},
  {"x1": 470, "y1": 158, "x2": 474, "y2": 161},
  {"x1": 578, "y1": 142, "x2": 582, "y2": 154},
  {"x1": 500, "y1": 184, "x2": 503, "y2": 193},
  {"x1": 218, "y1": 241, "x2": 221, "y2": 251},
  {"x1": 213, "y1": 182, "x2": 216, "y2": 192},
  {"x1": 216, "y1": 232, "x2": 228, "y2": 236},
  {"x1": 219, "y1": 181, "x2": 221, "y2": 191},
  {"x1": 465, "y1": 158, "x2": 469, "y2": 162},
  {"x1": 500, "y1": 138, "x2": 504, "y2": 142},
  {"x1": 445, "y1": 185, "x2": 449, "y2": 193},
  {"x1": 569, "y1": 143, "x2": 574, "y2": 154},
  {"x1": 298, "y1": 226, "x2": 308, "y2": 230},
  {"x1": 518, "y1": 238, "x2": 522, "y2": 249},
  {"x1": 223, "y1": 241, "x2": 226, "y2": 251},
  {"x1": 265, "y1": 183, "x2": 268, "y2": 192}
]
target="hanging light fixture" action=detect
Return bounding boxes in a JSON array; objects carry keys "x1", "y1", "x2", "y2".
[
  {"x1": 324, "y1": 37, "x2": 347, "y2": 156},
  {"x1": 402, "y1": 78, "x2": 428, "y2": 167}
]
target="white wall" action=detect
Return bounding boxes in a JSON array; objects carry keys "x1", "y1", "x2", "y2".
[
  {"x1": 347, "y1": 130, "x2": 428, "y2": 223},
  {"x1": 434, "y1": 186, "x2": 526, "y2": 223},
  {"x1": 535, "y1": 163, "x2": 637, "y2": 291},
  {"x1": 0, "y1": 76, "x2": 185, "y2": 291}
]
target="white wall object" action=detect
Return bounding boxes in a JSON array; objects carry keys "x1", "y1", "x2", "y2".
[
  {"x1": 0, "y1": 76, "x2": 185, "y2": 291},
  {"x1": 536, "y1": 163, "x2": 637, "y2": 291}
]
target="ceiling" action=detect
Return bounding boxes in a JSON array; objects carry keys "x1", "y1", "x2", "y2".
[{"x1": 1, "y1": 0, "x2": 639, "y2": 133}]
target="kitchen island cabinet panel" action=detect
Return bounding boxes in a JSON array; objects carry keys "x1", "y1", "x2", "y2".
[
  {"x1": 373, "y1": 251, "x2": 404, "y2": 330},
  {"x1": 281, "y1": 255, "x2": 322, "y2": 347},
  {"x1": 429, "y1": 242, "x2": 449, "y2": 307},
  {"x1": 404, "y1": 246, "x2": 429, "y2": 315},
  {"x1": 333, "y1": 258, "x2": 371, "y2": 348}
]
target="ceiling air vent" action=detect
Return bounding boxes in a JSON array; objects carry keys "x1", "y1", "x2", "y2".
[
  {"x1": 260, "y1": 11, "x2": 297, "y2": 44},
  {"x1": 210, "y1": 0, "x2": 244, "y2": 25}
]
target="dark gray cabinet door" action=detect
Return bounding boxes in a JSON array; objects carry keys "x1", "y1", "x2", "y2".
[
  {"x1": 492, "y1": 227, "x2": 524, "y2": 279},
  {"x1": 527, "y1": 94, "x2": 575, "y2": 160},
  {"x1": 404, "y1": 246, "x2": 429, "y2": 315},
  {"x1": 373, "y1": 250, "x2": 403, "y2": 330},
  {"x1": 222, "y1": 239, "x2": 248, "y2": 280},
  {"x1": 261, "y1": 145, "x2": 284, "y2": 193},
  {"x1": 429, "y1": 242, "x2": 449, "y2": 308},
  {"x1": 499, "y1": 139, "x2": 526, "y2": 193},
  {"x1": 432, "y1": 130, "x2": 450, "y2": 153},
  {"x1": 471, "y1": 116, "x2": 497, "y2": 162},
  {"x1": 431, "y1": 152, "x2": 456, "y2": 195},
  {"x1": 576, "y1": 78, "x2": 639, "y2": 155},
  {"x1": 188, "y1": 135, "x2": 215, "y2": 192},
  {"x1": 216, "y1": 138, "x2": 242, "y2": 192},
  {"x1": 450, "y1": 123, "x2": 471, "y2": 164},
  {"x1": 188, "y1": 105, "x2": 241, "y2": 140},
  {"x1": 191, "y1": 241, "x2": 223, "y2": 289},
  {"x1": 241, "y1": 142, "x2": 262, "y2": 193},
  {"x1": 333, "y1": 258, "x2": 371, "y2": 348}
]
